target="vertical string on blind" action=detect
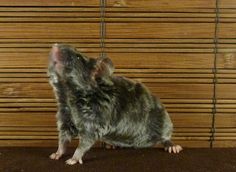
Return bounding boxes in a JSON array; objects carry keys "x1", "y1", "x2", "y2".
[
  {"x1": 100, "y1": 0, "x2": 106, "y2": 148},
  {"x1": 100, "y1": 0, "x2": 106, "y2": 59},
  {"x1": 210, "y1": 0, "x2": 219, "y2": 148}
]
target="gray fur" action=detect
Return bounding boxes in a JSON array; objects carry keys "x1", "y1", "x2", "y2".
[{"x1": 48, "y1": 44, "x2": 177, "y2": 162}]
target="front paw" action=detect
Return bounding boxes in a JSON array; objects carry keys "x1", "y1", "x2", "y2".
[
  {"x1": 66, "y1": 158, "x2": 83, "y2": 165},
  {"x1": 49, "y1": 152, "x2": 63, "y2": 160}
]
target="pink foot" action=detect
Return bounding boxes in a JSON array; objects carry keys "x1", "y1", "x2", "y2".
[
  {"x1": 66, "y1": 158, "x2": 83, "y2": 165},
  {"x1": 105, "y1": 144, "x2": 116, "y2": 149},
  {"x1": 164, "y1": 145, "x2": 183, "y2": 154},
  {"x1": 49, "y1": 152, "x2": 63, "y2": 160}
]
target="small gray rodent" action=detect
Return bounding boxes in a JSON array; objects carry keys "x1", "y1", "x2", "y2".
[{"x1": 48, "y1": 44, "x2": 182, "y2": 165}]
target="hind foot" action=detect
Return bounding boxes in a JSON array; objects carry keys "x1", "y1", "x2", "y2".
[
  {"x1": 163, "y1": 140, "x2": 183, "y2": 153},
  {"x1": 105, "y1": 143, "x2": 116, "y2": 149},
  {"x1": 164, "y1": 145, "x2": 183, "y2": 153},
  {"x1": 66, "y1": 157, "x2": 83, "y2": 165},
  {"x1": 50, "y1": 152, "x2": 63, "y2": 160}
]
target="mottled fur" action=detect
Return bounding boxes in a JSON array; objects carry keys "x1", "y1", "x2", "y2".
[{"x1": 48, "y1": 44, "x2": 181, "y2": 164}]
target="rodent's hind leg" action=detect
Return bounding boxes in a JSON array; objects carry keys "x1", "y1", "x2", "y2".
[
  {"x1": 65, "y1": 137, "x2": 95, "y2": 165},
  {"x1": 50, "y1": 131, "x2": 71, "y2": 160},
  {"x1": 162, "y1": 140, "x2": 183, "y2": 154}
]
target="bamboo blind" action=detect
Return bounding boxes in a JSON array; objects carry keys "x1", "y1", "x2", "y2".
[{"x1": 0, "y1": 0, "x2": 235, "y2": 148}]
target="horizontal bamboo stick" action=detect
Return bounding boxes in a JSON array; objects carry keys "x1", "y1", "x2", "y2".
[
  {"x1": 0, "y1": 52, "x2": 215, "y2": 68},
  {"x1": 0, "y1": 0, "x2": 99, "y2": 6},
  {"x1": 213, "y1": 141, "x2": 236, "y2": 148},
  {"x1": 0, "y1": 23, "x2": 100, "y2": 39},
  {"x1": 1, "y1": 102, "x2": 235, "y2": 110},
  {"x1": 0, "y1": 112, "x2": 212, "y2": 127},
  {"x1": 0, "y1": 82, "x2": 214, "y2": 99},
  {"x1": 107, "y1": 0, "x2": 216, "y2": 9}
]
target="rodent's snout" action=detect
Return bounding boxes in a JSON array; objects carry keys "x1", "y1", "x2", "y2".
[
  {"x1": 50, "y1": 43, "x2": 63, "y2": 63},
  {"x1": 49, "y1": 44, "x2": 66, "y2": 74}
]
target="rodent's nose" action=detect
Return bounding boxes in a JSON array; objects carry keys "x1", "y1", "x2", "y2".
[
  {"x1": 52, "y1": 43, "x2": 59, "y2": 48},
  {"x1": 52, "y1": 43, "x2": 59, "y2": 52},
  {"x1": 50, "y1": 44, "x2": 61, "y2": 62}
]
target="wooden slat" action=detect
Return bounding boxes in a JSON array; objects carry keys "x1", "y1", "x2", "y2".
[
  {"x1": 171, "y1": 113, "x2": 212, "y2": 128},
  {"x1": 215, "y1": 133, "x2": 236, "y2": 137},
  {"x1": 0, "y1": 47, "x2": 220, "y2": 53},
  {"x1": 105, "y1": 38, "x2": 215, "y2": 44},
  {"x1": 0, "y1": 23, "x2": 99, "y2": 39},
  {"x1": 0, "y1": 108, "x2": 56, "y2": 112},
  {"x1": 0, "y1": 140, "x2": 58, "y2": 147},
  {"x1": 1, "y1": 100, "x2": 235, "y2": 112},
  {"x1": 216, "y1": 84, "x2": 236, "y2": 99},
  {"x1": 0, "y1": 73, "x2": 214, "y2": 79},
  {"x1": 0, "y1": 38, "x2": 101, "y2": 44},
  {"x1": 0, "y1": 11, "x2": 100, "y2": 17},
  {"x1": 219, "y1": 23, "x2": 236, "y2": 38},
  {"x1": 217, "y1": 53, "x2": 236, "y2": 69},
  {"x1": 0, "y1": 0, "x2": 99, "y2": 6},
  {"x1": 171, "y1": 141, "x2": 210, "y2": 148},
  {"x1": 0, "y1": 48, "x2": 217, "y2": 53},
  {"x1": 108, "y1": 53, "x2": 214, "y2": 69},
  {"x1": 219, "y1": 0, "x2": 236, "y2": 8},
  {"x1": 215, "y1": 113, "x2": 236, "y2": 128},
  {"x1": 147, "y1": 84, "x2": 213, "y2": 99},
  {"x1": 0, "y1": 98, "x2": 215, "y2": 104},
  {"x1": 0, "y1": 126, "x2": 212, "y2": 134},
  {"x1": 213, "y1": 141, "x2": 236, "y2": 148},
  {"x1": 106, "y1": 23, "x2": 215, "y2": 39},
  {"x1": 0, "y1": 106, "x2": 213, "y2": 113},
  {"x1": 0, "y1": 53, "x2": 214, "y2": 68},
  {"x1": 0, "y1": 112, "x2": 211, "y2": 128},
  {"x1": 107, "y1": 0, "x2": 216, "y2": 9},
  {"x1": 0, "y1": 112, "x2": 56, "y2": 127},
  {"x1": 0, "y1": 52, "x2": 99, "y2": 68},
  {"x1": 0, "y1": 102, "x2": 56, "y2": 107},
  {"x1": 0, "y1": 126, "x2": 56, "y2": 132},
  {"x1": 107, "y1": 8, "x2": 215, "y2": 13},
  {"x1": 0, "y1": 139, "x2": 102, "y2": 147},
  {"x1": 0, "y1": 82, "x2": 213, "y2": 99},
  {"x1": 0, "y1": 78, "x2": 216, "y2": 84},
  {"x1": 0, "y1": 7, "x2": 100, "y2": 12},
  {"x1": 95, "y1": 72, "x2": 233, "y2": 83},
  {"x1": 0, "y1": 131, "x2": 212, "y2": 138},
  {"x1": 106, "y1": 12, "x2": 216, "y2": 18},
  {"x1": 0, "y1": 83, "x2": 53, "y2": 98},
  {"x1": 0, "y1": 68, "x2": 214, "y2": 74},
  {"x1": 0, "y1": 43, "x2": 99, "y2": 48},
  {"x1": 214, "y1": 137, "x2": 236, "y2": 140},
  {"x1": 0, "y1": 13, "x2": 218, "y2": 40},
  {"x1": 0, "y1": 18, "x2": 100, "y2": 23},
  {"x1": 106, "y1": 43, "x2": 215, "y2": 48},
  {"x1": 105, "y1": 18, "x2": 215, "y2": 23}
]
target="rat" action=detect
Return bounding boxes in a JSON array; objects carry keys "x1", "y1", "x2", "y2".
[{"x1": 48, "y1": 44, "x2": 182, "y2": 165}]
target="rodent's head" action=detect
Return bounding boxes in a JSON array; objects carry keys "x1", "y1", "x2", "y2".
[{"x1": 48, "y1": 44, "x2": 114, "y2": 89}]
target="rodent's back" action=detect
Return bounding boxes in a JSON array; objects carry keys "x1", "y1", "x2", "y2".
[{"x1": 100, "y1": 76, "x2": 166, "y2": 147}]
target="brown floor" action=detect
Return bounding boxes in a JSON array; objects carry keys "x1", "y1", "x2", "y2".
[{"x1": 0, "y1": 147, "x2": 236, "y2": 172}]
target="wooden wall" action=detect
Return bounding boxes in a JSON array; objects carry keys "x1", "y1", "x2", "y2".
[{"x1": 0, "y1": 0, "x2": 236, "y2": 147}]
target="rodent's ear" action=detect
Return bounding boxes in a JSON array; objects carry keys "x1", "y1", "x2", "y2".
[{"x1": 92, "y1": 57, "x2": 114, "y2": 79}]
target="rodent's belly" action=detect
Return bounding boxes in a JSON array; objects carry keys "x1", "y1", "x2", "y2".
[
  {"x1": 101, "y1": 127, "x2": 153, "y2": 148},
  {"x1": 102, "y1": 135, "x2": 154, "y2": 148},
  {"x1": 101, "y1": 134, "x2": 136, "y2": 147}
]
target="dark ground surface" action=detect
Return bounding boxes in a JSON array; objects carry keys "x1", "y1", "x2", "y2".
[{"x1": 0, "y1": 147, "x2": 236, "y2": 172}]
